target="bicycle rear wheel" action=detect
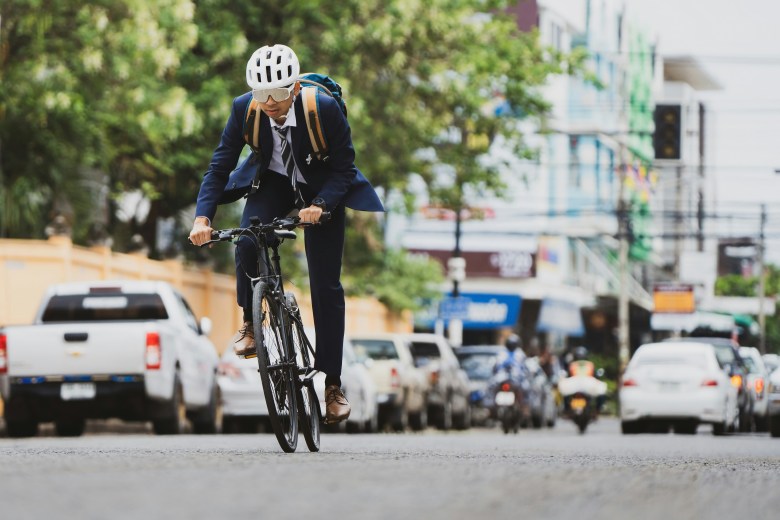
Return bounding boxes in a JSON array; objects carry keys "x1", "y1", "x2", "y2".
[
  {"x1": 253, "y1": 282, "x2": 298, "y2": 452},
  {"x1": 285, "y1": 294, "x2": 321, "y2": 452}
]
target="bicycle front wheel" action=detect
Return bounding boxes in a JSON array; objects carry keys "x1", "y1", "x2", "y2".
[
  {"x1": 253, "y1": 282, "x2": 298, "y2": 453},
  {"x1": 285, "y1": 296, "x2": 320, "y2": 452}
]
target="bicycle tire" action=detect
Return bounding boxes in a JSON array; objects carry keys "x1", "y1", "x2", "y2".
[
  {"x1": 253, "y1": 282, "x2": 298, "y2": 452},
  {"x1": 285, "y1": 293, "x2": 321, "y2": 452}
]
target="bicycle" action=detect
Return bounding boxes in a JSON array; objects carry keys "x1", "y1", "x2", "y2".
[{"x1": 200, "y1": 214, "x2": 329, "y2": 453}]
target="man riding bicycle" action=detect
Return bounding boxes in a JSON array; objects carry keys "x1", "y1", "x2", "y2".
[{"x1": 189, "y1": 44, "x2": 384, "y2": 424}]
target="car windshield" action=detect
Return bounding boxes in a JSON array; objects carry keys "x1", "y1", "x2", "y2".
[
  {"x1": 410, "y1": 341, "x2": 441, "y2": 359},
  {"x1": 710, "y1": 344, "x2": 737, "y2": 367},
  {"x1": 457, "y1": 353, "x2": 496, "y2": 381},
  {"x1": 352, "y1": 339, "x2": 399, "y2": 361},
  {"x1": 41, "y1": 293, "x2": 169, "y2": 322},
  {"x1": 741, "y1": 355, "x2": 760, "y2": 373},
  {"x1": 632, "y1": 350, "x2": 709, "y2": 369}
]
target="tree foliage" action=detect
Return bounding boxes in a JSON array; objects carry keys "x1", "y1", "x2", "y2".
[{"x1": 1, "y1": 0, "x2": 587, "y2": 310}]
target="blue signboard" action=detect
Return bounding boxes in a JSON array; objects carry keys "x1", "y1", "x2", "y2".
[{"x1": 416, "y1": 292, "x2": 522, "y2": 330}]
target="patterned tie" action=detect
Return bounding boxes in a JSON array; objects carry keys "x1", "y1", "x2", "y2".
[{"x1": 274, "y1": 126, "x2": 305, "y2": 209}]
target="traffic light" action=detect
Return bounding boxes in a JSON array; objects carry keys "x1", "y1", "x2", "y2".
[{"x1": 653, "y1": 104, "x2": 682, "y2": 160}]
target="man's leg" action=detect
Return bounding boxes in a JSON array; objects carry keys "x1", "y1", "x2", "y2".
[
  {"x1": 304, "y1": 204, "x2": 350, "y2": 422},
  {"x1": 304, "y1": 204, "x2": 346, "y2": 379}
]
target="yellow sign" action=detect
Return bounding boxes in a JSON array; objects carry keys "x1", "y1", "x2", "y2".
[{"x1": 653, "y1": 284, "x2": 695, "y2": 314}]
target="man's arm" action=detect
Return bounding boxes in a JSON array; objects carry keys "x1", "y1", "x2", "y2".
[
  {"x1": 311, "y1": 95, "x2": 358, "y2": 210},
  {"x1": 194, "y1": 94, "x2": 250, "y2": 222}
]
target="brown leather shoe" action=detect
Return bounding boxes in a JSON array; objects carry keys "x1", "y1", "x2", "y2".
[
  {"x1": 324, "y1": 385, "x2": 351, "y2": 424},
  {"x1": 232, "y1": 322, "x2": 256, "y2": 358}
]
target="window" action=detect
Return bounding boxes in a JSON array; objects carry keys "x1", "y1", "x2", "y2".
[
  {"x1": 352, "y1": 340, "x2": 399, "y2": 361},
  {"x1": 410, "y1": 342, "x2": 441, "y2": 359},
  {"x1": 42, "y1": 294, "x2": 168, "y2": 322},
  {"x1": 175, "y1": 294, "x2": 200, "y2": 333},
  {"x1": 457, "y1": 353, "x2": 496, "y2": 381}
]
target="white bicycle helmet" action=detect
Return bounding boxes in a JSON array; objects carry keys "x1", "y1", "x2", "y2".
[{"x1": 246, "y1": 44, "x2": 300, "y2": 89}]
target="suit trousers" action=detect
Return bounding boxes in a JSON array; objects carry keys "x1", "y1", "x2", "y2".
[{"x1": 235, "y1": 171, "x2": 346, "y2": 378}]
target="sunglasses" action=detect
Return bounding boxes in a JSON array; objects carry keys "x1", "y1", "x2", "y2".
[{"x1": 252, "y1": 84, "x2": 295, "y2": 103}]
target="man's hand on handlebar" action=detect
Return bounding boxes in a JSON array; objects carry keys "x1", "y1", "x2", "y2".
[
  {"x1": 298, "y1": 205, "x2": 323, "y2": 225},
  {"x1": 189, "y1": 216, "x2": 214, "y2": 247}
]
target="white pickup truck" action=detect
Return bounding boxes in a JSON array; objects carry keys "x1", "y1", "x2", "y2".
[{"x1": 0, "y1": 280, "x2": 220, "y2": 437}]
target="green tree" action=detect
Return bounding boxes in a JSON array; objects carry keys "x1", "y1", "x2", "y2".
[
  {"x1": 1, "y1": 0, "x2": 589, "y2": 312},
  {"x1": 1, "y1": 0, "x2": 200, "y2": 245},
  {"x1": 715, "y1": 265, "x2": 780, "y2": 353}
]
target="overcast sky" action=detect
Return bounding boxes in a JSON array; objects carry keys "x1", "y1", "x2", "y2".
[{"x1": 627, "y1": 0, "x2": 780, "y2": 262}]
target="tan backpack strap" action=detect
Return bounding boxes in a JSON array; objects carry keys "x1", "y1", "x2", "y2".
[
  {"x1": 243, "y1": 99, "x2": 262, "y2": 154},
  {"x1": 301, "y1": 87, "x2": 328, "y2": 161}
]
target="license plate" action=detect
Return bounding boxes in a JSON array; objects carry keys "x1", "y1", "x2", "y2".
[
  {"x1": 495, "y1": 391, "x2": 515, "y2": 406},
  {"x1": 659, "y1": 382, "x2": 680, "y2": 391},
  {"x1": 570, "y1": 397, "x2": 587, "y2": 410},
  {"x1": 61, "y1": 382, "x2": 96, "y2": 400}
]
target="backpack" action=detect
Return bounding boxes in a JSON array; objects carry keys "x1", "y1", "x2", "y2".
[{"x1": 242, "y1": 72, "x2": 347, "y2": 163}]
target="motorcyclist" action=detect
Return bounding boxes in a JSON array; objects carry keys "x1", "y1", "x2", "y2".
[
  {"x1": 564, "y1": 346, "x2": 605, "y2": 411},
  {"x1": 568, "y1": 346, "x2": 595, "y2": 377},
  {"x1": 494, "y1": 334, "x2": 531, "y2": 383}
]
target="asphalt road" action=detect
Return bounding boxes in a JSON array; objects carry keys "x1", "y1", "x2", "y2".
[{"x1": 1, "y1": 418, "x2": 778, "y2": 520}]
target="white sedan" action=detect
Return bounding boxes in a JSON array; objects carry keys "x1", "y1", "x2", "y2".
[
  {"x1": 620, "y1": 342, "x2": 739, "y2": 435},
  {"x1": 218, "y1": 331, "x2": 377, "y2": 434},
  {"x1": 768, "y1": 368, "x2": 780, "y2": 437}
]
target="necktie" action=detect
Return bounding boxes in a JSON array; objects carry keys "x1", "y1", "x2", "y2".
[{"x1": 274, "y1": 126, "x2": 305, "y2": 209}]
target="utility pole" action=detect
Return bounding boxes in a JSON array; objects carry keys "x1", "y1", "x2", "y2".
[
  {"x1": 697, "y1": 103, "x2": 706, "y2": 251},
  {"x1": 618, "y1": 194, "x2": 631, "y2": 372},
  {"x1": 758, "y1": 203, "x2": 767, "y2": 354}
]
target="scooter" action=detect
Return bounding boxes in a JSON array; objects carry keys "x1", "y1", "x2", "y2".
[{"x1": 558, "y1": 361, "x2": 607, "y2": 434}]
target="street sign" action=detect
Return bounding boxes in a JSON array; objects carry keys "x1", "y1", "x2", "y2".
[{"x1": 439, "y1": 296, "x2": 471, "y2": 321}]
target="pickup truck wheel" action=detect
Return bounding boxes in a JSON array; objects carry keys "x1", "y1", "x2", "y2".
[
  {"x1": 153, "y1": 378, "x2": 187, "y2": 435},
  {"x1": 391, "y1": 405, "x2": 409, "y2": 432},
  {"x1": 436, "y1": 398, "x2": 453, "y2": 431},
  {"x1": 55, "y1": 418, "x2": 86, "y2": 437},
  {"x1": 453, "y1": 404, "x2": 471, "y2": 430},
  {"x1": 409, "y1": 404, "x2": 428, "y2": 432},
  {"x1": 6, "y1": 420, "x2": 38, "y2": 438},
  {"x1": 192, "y1": 384, "x2": 221, "y2": 435}
]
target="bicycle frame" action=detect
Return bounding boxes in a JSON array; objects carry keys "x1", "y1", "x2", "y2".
[{"x1": 202, "y1": 214, "x2": 326, "y2": 451}]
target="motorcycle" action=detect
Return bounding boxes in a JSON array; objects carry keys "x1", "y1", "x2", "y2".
[
  {"x1": 558, "y1": 361, "x2": 607, "y2": 434},
  {"x1": 489, "y1": 366, "x2": 531, "y2": 434}
]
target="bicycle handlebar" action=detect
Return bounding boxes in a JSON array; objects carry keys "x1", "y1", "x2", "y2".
[{"x1": 192, "y1": 212, "x2": 331, "y2": 247}]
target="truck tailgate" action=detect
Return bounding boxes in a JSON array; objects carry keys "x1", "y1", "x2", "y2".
[{"x1": 6, "y1": 323, "x2": 147, "y2": 377}]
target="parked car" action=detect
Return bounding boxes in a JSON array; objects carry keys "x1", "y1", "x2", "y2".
[
  {"x1": 0, "y1": 280, "x2": 220, "y2": 437},
  {"x1": 768, "y1": 367, "x2": 780, "y2": 437},
  {"x1": 524, "y1": 356, "x2": 557, "y2": 428},
  {"x1": 217, "y1": 347, "x2": 269, "y2": 434},
  {"x1": 763, "y1": 353, "x2": 780, "y2": 374},
  {"x1": 621, "y1": 341, "x2": 739, "y2": 435},
  {"x1": 456, "y1": 345, "x2": 504, "y2": 425},
  {"x1": 314, "y1": 336, "x2": 379, "y2": 434},
  {"x1": 406, "y1": 333, "x2": 471, "y2": 430},
  {"x1": 219, "y1": 331, "x2": 378, "y2": 434},
  {"x1": 350, "y1": 333, "x2": 427, "y2": 431},
  {"x1": 664, "y1": 336, "x2": 753, "y2": 432},
  {"x1": 739, "y1": 346, "x2": 770, "y2": 431}
]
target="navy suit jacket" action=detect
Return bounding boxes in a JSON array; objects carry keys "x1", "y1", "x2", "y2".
[{"x1": 195, "y1": 91, "x2": 384, "y2": 221}]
